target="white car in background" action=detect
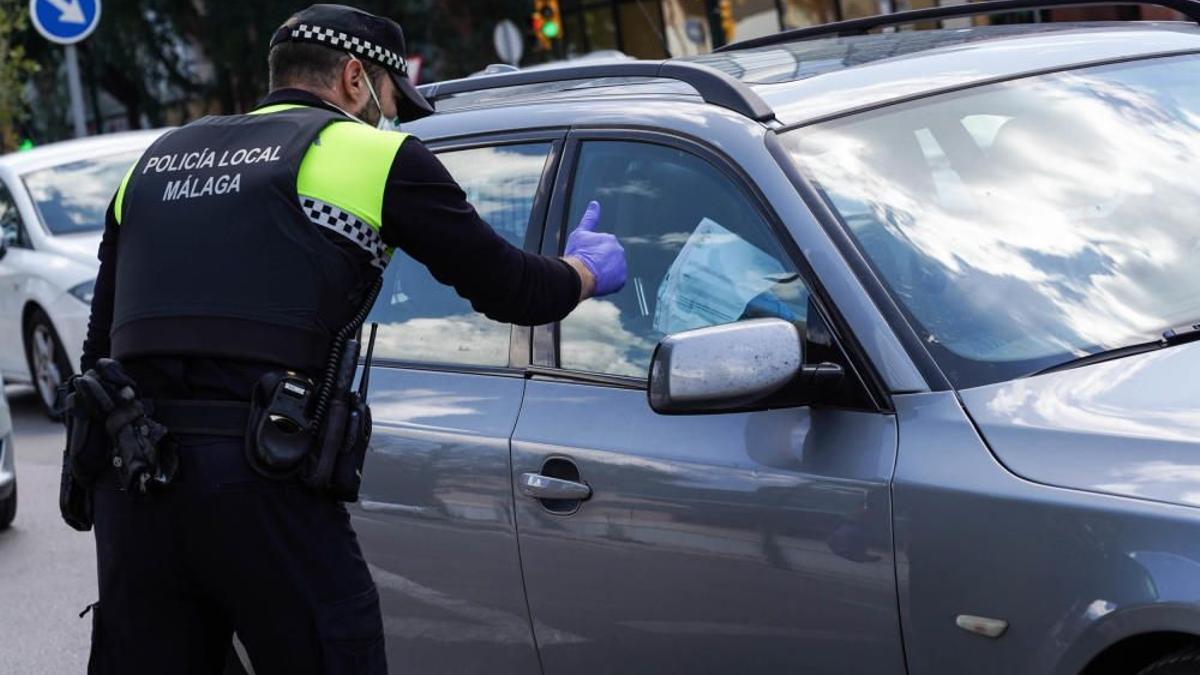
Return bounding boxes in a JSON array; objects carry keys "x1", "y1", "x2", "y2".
[{"x1": 0, "y1": 130, "x2": 166, "y2": 417}]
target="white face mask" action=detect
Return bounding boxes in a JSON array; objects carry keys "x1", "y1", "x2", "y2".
[
  {"x1": 350, "y1": 54, "x2": 401, "y2": 132},
  {"x1": 376, "y1": 116, "x2": 403, "y2": 133}
]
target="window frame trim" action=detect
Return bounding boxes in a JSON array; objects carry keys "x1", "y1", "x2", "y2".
[
  {"x1": 363, "y1": 358, "x2": 528, "y2": 379},
  {"x1": 367, "y1": 129, "x2": 567, "y2": 376},
  {"x1": 532, "y1": 126, "x2": 891, "y2": 411}
]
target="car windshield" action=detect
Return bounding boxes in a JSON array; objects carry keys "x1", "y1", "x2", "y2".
[
  {"x1": 781, "y1": 54, "x2": 1200, "y2": 389},
  {"x1": 22, "y1": 150, "x2": 141, "y2": 235}
]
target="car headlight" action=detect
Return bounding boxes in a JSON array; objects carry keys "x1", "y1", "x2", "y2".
[{"x1": 68, "y1": 279, "x2": 95, "y2": 305}]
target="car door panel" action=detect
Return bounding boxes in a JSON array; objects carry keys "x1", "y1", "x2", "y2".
[
  {"x1": 511, "y1": 381, "x2": 903, "y2": 674},
  {"x1": 352, "y1": 368, "x2": 540, "y2": 673},
  {"x1": 350, "y1": 136, "x2": 564, "y2": 674},
  {"x1": 511, "y1": 132, "x2": 906, "y2": 674}
]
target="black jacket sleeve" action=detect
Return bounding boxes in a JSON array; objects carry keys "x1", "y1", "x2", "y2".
[
  {"x1": 378, "y1": 139, "x2": 581, "y2": 326},
  {"x1": 80, "y1": 200, "x2": 119, "y2": 373}
]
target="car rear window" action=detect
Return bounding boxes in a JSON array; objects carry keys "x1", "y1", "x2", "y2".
[
  {"x1": 367, "y1": 142, "x2": 553, "y2": 367},
  {"x1": 22, "y1": 151, "x2": 141, "y2": 235}
]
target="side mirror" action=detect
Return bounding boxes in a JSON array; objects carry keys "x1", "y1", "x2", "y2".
[{"x1": 649, "y1": 318, "x2": 842, "y2": 415}]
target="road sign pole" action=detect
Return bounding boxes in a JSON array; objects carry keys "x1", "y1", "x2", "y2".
[
  {"x1": 31, "y1": 0, "x2": 101, "y2": 138},
  {"x1": 64, "y1": 44, "x2": 87, "y2": 137}
]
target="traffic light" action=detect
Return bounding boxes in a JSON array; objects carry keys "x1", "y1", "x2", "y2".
[
  {"x1": 533, "y1": 0, "x2": 562, "y2": 50},
  {"x1": 718, "y1": 0, "x2": 736, "y2": 42}
]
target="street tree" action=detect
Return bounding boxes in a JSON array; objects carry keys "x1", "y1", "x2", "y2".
[{"x1": 0, "y1": 2, "x2": 39, "y2": 152}]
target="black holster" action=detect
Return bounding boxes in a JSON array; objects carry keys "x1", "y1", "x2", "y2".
[
  {"x1": 58, "y1": 382, "x2": 106, "y2": 531},
  {"x1": 106, "y1": 399, "x2": 178, "y2": 494},
  {"x1": 57, "y1": 359, "x2": 179, "y2": 531}
]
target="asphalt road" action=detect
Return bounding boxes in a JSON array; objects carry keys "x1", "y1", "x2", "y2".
[{"x1": 0, "y1": 385, "x2": 95, "y2": 674}]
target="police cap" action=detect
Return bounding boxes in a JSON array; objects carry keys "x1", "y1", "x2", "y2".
[{"x1": 270, "y1": 4, "x2": 435, "y2": 122}]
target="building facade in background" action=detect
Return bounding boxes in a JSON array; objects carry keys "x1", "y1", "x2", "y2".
[
  {"x1": 551, "y1": 0, "x2": 1181, "y2": 59},
  {"x1": 18, "y1": 0, "x2": 1185, "y2": 146},
  {"x1": 558, "y1": 0, "x2": 846, "y2": 59}
]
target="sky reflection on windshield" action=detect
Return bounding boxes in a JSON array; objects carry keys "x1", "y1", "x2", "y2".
[
  {"x1": 785, "y1": 54, "x2": 1200, "y2": 387},
  {"x1": 23, "y1": 151, "x2": 141, "y2": 235}
]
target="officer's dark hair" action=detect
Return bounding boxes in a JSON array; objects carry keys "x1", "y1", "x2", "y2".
[{"x1": 268, "y1": 41, "x2": 388, "y2": 93}]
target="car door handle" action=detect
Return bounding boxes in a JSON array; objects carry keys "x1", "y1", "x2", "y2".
[{"x1": 519, "y1": 472, "x2": 591, "y2": 501}]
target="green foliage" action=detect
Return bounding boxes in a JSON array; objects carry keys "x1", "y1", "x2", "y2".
[{"x1": 0, "y1": 1, "x2": 39, "y2": 152}]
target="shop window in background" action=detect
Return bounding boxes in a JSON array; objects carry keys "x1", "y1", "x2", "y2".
[
  {"x1": 729, "y1": 0, "x2": 784, "y2": 43},
  {"x1": 563, "y1": 0, "x2": 619, "y2": 56},
  {"x1": 839, "y1": 0, "x2": 891, "y2": 20},
  {"x1": 563, "y1": 2, "x2": 588, "y2": 56},
  {"x1": 662, "y1": 0, "x2": 711, "y2": 56},
  {"x1": 563, "y1": 0, "x2": 669, "y2": 59},
  {"x1": 583, "y1": 2, "x2": 619, "y2": 50},
  {"x1": 894, "y1": 0, "x2": 944, "y2": 29},
  {"x1": 782, "y1": 0, "x2": 840, "y2": 28},
  {"x1": 618, "y1": 0, "x2": 670, "y2": 58}
]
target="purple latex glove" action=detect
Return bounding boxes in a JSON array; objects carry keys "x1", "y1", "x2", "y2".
[{"x1": 565, "y1": 201, "x2": 626, "y2": 297}]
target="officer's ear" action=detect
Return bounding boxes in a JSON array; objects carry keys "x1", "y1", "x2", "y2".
[{"x1": 338, "y1": 56, "x2": 369, "y2": 105}]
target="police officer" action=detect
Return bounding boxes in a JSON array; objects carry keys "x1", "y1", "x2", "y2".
[{"x1": 78, "y1": 4, "x2": 626, "y2": 673}]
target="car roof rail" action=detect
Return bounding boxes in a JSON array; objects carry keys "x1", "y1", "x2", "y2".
[
  {"x1": 418, "y1": 60, "x2": 776, "y2": 122},
  {"x1": 479, "y1": 64, "x2": 521, "y2": 75},
  {"x1": 715, "y1": 0, "x2": 1200, "y2": 52}
]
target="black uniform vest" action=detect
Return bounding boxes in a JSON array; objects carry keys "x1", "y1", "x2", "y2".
[{"x1": 112, "y1": 106, "x2": 367, "y2": 373}]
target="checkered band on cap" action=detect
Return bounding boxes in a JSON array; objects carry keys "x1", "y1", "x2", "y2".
[
  {"x1": 301, "y1": 196, "x2": 392, "y2": 271},
  {"x1": 290, "y1": 23, "x2": 407, "y2": 73}
]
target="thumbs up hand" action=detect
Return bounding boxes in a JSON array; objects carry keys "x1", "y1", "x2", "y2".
[{"x1": 564, "y1": 201, "x2": 627, "y2": 298}]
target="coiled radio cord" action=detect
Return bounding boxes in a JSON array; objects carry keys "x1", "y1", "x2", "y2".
[{"x1": 310, "y1": 275, "x2": 384, "y2": 430}]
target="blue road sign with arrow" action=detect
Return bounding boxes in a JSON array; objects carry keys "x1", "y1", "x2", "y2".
[{"x1": 31, "y1": 0, "x2": 101, "y2": 45}]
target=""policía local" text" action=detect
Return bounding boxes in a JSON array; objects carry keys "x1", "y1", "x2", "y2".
[{"x1": 143, "y1": 145, "x2": 284, "y2": 202}]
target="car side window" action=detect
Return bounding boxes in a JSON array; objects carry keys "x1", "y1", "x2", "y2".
[
  {"x1": 0, "y1": 182, "x2": 28, "y2": 249},
  {"x1": 369, "y1": 142, "x2": 552, "y2": 367},
  {"x1": 560, "y1": 141, "x2": 810, "y2": 377}
]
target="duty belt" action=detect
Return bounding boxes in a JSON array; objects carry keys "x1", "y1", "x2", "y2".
[{"x1": 152, "y1": 400, "x2": 250, "y2": 437}]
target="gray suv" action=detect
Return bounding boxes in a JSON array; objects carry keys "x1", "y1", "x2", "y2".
[{"x1": 351, "y1": 3, "x2": 1200, "y2": 674}]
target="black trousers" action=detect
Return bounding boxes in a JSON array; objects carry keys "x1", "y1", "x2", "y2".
[{"x1": 88, "y1": 434, "x2": 387, "y2": 674}]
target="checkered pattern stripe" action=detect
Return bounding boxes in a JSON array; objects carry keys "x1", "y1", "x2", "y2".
[
  {"x1": 290, "y1": 24, "x2": 406, "y2": 72},
  {"x1": 301, "y1": 197, "x2": 392, "y2": 270}
]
